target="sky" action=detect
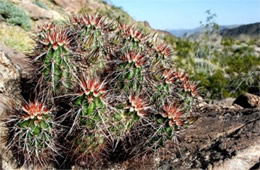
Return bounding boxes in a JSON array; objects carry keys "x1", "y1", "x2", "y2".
[{"x1": 108, "y1": 0, "x2": 260, "y2": 30}]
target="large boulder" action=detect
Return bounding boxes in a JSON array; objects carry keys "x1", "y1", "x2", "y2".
[
  {"x1": 53, "y1": 0, "x2": 87, "y2": 13},
  {"x1": 233, "y1": 93, "x2": 260, "y2": 108},
  {"x1": 0, "y1": 52, "x2": 23, "y2": 170},
  {"x1": 0, "y1": 42, "x2": 33, "y2": 79},
  {"x1": 53, "y1": 0, "x2": 107, "y2": 13},
  {"x1": 19, "y1": 0, "x2": 53, "y2": 20}
]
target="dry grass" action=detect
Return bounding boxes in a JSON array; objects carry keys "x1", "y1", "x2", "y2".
[{"x1": 0, "y1": 23, "x2": 35, "y2": 54}]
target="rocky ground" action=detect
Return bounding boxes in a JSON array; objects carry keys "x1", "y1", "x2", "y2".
[
  {"x1": 1, "y1": 41, "x2": 260, "y2": 170},
  {"x1": 110, "y1": 100, "x2": 260, "y2": 170}
]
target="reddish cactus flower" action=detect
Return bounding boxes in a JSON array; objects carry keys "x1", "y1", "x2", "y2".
[
  {"x1": 124, "y1": 52, "x2": 147, "y2": 67},
  {"x1": 119, "y1": 23, "x2": 129, "y2": 32},
  {"x1": 80, "y1": 78, "x2": 106, "y2": 98},
  {"x1": 184, "y1": 81, "x2": 197, "y2": 96},
  {"x1": 84, "y1": 14, "x2": 106, "y2": 28},
  {"x1": 176, "y1": 71, "x2": 188, "y2": 82},
  {"x1": 128, "y1": 94, "x2": 149, "y2": 117},
  {"x1": 190, "y1": 83, "x2": 197, "y2": 96},
  {"x1": 39, "y1": 28, "x2": 71, "y2": 51},
  {"x1": 162, "y1": 69, "x2": 177, "y2": 84},
  {"x1": 162, "y1": 69, "x2": 189, "y2": 84},
  {"x1": 70, "y1": 14, "x2": 106, "y2": 29},
  {"x1": 155, "y1": 43, "x2": 173, "y2": 58},
  {"x1": 22, "y1": 101, "x2": 50, "y2": 120},
  {"x1": 119, "y1": 24, "x2": 147, "y2": 43},
  {"x1": 162, "y1": 103, "x2": 183, "y2": 127},
  {"x1": 70, "y1": 15, "x2": 84, "y2": 27},
  {"x1": 40, "y1": 23, "x2": 55, "y2": 31}
]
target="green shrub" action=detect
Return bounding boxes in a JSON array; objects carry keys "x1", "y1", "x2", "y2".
[
  {"x1": 33, "y1": 0, "x2": 48, "y2": 10},
  {"x1": 170, "y1": 35, "x2": 259, "y2": 99},
  {"x1": 163, "y1": 11, "x2": 260, "y2": 100},
  {"x1": 0, "y1": 0, "x2": 31, "y2": 30}
]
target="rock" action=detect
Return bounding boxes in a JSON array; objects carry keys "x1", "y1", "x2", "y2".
[
  {"x1": 53, "y1": 0, "x2": 107, "y2": 13},
  {"x1": 233, "y1": 93, "x2": 260, "y2": 108},
  {"x1": 212, "y1": 139, "x2": 260, "y2": 170},
  {"x1": 124, "y1": 105, "x2": 260, "y2": 170},
  {"x1": 0, "y1": 51, "x2": 23, "y2": 169},
  {"x1": 0, "y1": 52, "x2": 21, "y2": 96},
  {"x1": 143, "y1": 21, "x2": 151, "y2": 28},
  {"x1": 53, "y1": 0, "x2": 86, "y2": 13},
  {"x1": 214, "y1": 97, "x2": 236, "y2": 106},
  {"x1": 19, "y1": 1, "x2": 53, "y2": 20},
  {"x1": 0, "y1": 42, "x2": 33, "y2": 78}
]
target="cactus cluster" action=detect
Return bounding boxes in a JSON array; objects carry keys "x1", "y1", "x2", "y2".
[{"x1": 5, "y1": 13, "x2": 199, "y2": 168}]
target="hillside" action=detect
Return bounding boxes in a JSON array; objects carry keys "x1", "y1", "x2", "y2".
[
  {"x1": 169, "y1": 23, "x2": 260, "y2": 39},
  {"x1": 0, "y1": 0, "x2": 154, "y2": 54},
  {"x1": 221, "y1": 22, "x2": 260, "y2": 38}
]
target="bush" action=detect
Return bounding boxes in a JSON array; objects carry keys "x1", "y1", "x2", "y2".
[
  {"x1": 0, "y1": 0, "x2": 31, "y2": 30},
  {"x1": 33, "y1": 0, "x2": 48, "y2": 10},
  {"x1": 163, "y1": 12, "x2": 260, "y2": 100}
]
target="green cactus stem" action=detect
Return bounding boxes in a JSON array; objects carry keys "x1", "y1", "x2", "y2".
[
  {"x1": 36, "y1": 27, "x2": 75, "y2": 95},
  {"x1": 7, "y1": 101, "x2": 56, "y2": 167}
]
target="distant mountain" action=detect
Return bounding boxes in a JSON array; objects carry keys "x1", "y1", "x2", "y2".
[
  {"x1": 168, "y1": 23, "x2": 260, "y2": 38},
  {"x1": 221, "y1": 22, "x2": 260, "y2": 38},
  {"x1": 168, "y1": 27, "x2": 201, "y2": 37}
]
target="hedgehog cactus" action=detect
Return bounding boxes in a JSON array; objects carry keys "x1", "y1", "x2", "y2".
[
  {"x1": 117, "y1": 51, "x2": 147, "y2": 92},
  {"x1": 71, "y1": 129, "x2": 106, "y2": 167},
  {"x1": 110, "y1": 94, "x2": 149, "y2": 137},
  {"x1": 154, "y1": 43, "x2": 173, "y2": 59},
  {"x1": 6, "y1": 101, "x2": 56, "y2": 166},
  {"x1": 4, "y1": 13, "x2": 200, "y2": 168},
  {"x1": 74, "y1": 77, "x2": 106, "y2": 126},
  {"x1": 119, "y1": 24, "x2": 147, "y2": 50},
  {"x1": 35, "y1": 26, "x2": 75, "y2": 95},
  {"x1": 72, "y1": 14, "x2": 107, "y2": 50},
  {"x1": 70, "y1": 77, "x2": 107, "y2": 163}
]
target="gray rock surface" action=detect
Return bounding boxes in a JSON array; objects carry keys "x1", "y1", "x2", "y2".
[
  {"x1": 19, "y1": 0, "x2": 53, "y2": 20},
  {"x1": 53, "y1": 0, "x2": 86, "y2": 13},
  {"x1": 123, "y1": 105, "x2": 260, "y2": 170},
  {"x1": 0, "y1": 52, "x2": 23, "y2": 170},
  {"x1": 0, "y1": 42, "x2": 33, "y2": 78},
  {"x1": 0, "y1": 52, "x2": 21, "y2": 96}
]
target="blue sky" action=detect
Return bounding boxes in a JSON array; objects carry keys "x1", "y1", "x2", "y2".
[{"x1": 108, "y1": 0, "x2": 260, "y2": 30}]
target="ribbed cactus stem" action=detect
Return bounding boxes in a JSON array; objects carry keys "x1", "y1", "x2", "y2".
[
  {"x1": 37, "y1": 27, "x2": 74, "y2": 94},
  {"x1": 7, "y1": 101, "x2": 56, "y2": 166},
  {"x1": 71, "y1": 78, "x2": 108, "y2": 163}
]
